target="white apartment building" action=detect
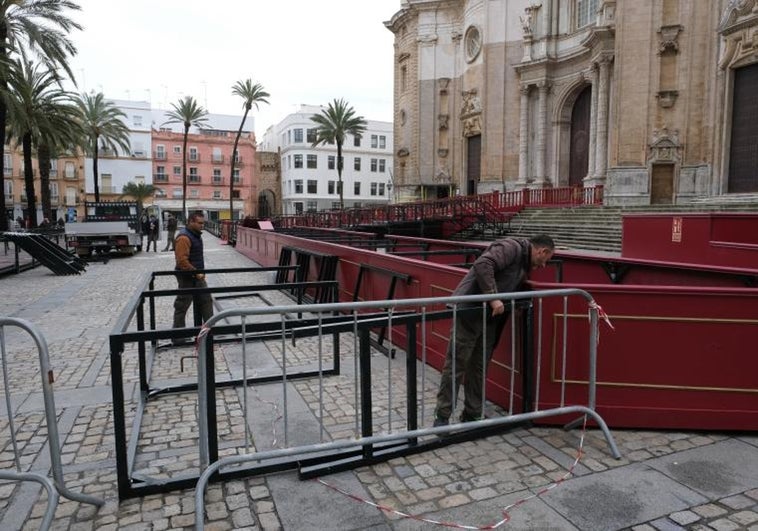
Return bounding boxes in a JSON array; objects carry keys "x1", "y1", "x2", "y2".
[
  {"x1": 84, "y1": 99, "x2": 153, "y2": 196},
  {"x1": 260, "y1": 105, "x2": 393, "y2": 215}
]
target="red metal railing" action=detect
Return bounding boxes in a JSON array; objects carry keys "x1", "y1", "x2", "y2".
[{"x1": 274, "y1": 185, "x2": 603, "y2": 230}]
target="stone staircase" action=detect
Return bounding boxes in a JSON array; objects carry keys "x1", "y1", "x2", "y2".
[{"x1": 491, "y1": 200, "x2": 758, "y2": 253}]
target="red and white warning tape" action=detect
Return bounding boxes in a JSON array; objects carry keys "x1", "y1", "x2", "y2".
[
  {"x1": 588, "y1": 299, "x2": 614, "y2": 331},
  {"x1": 316, "y1": 415, "x2": 590, "y2": 529}
]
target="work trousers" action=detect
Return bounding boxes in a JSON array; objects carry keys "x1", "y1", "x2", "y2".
[
  {"x1": 173, "y1": 274, "x2": 214, "y2": 329},
  {"x1": 163, "y1": 230, "x2": 176, "y2": 251},
  {"x1": 434, "y1": 308, "x2": 507, "y2": 421}
]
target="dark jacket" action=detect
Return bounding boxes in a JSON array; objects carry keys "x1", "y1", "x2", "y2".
[
  {"x1": 452, "y1": 238, "x2": 531, "y2": 299},
  {"x1": 166, "y1": 216, "x2": 177, "y2": 231},
  {"x1": 175, "y1": 227, "x2": 204, "y2": 271}
]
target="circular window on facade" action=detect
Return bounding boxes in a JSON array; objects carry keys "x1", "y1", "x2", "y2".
[{"x1": 464, "y1": 25, "x2": 482, "y2": 63}]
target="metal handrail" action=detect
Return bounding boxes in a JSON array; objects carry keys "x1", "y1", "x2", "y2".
[
  {"x1": 194, "y1": 288, "x2": 621, "y2": 529},
  {"x1": 0, "y1": 318, "x2": 104, "y2": 530}
]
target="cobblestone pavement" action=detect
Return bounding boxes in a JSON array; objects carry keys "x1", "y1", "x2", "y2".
[{"x1": 0, "y1": 232, "x2": 757, "y2": 530}]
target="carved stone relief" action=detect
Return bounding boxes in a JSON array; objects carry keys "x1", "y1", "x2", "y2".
[
  {"x1": 656, "y1": 90, "x2": 679, "y2": 108},
  {"x1": 649, "y1": 128, "x2": 682, "y2": 163},
  {"x1": 717, "y1": 0, "x2": 758, "y2": 69},
  {"x1": 438, "y1": 78, "x2": 450, "y2": 95},
  {"x1": 460, "y1": 90, "x2": 482, "y2": 117},
  {"x1": 460, "y1": 89, "x2": 482, "y2": 138},
  {"x1": 462, "y1": 116, "x2": 482, "y2": 137},
  {"x1": 658, "y1": 25, "x2": 683, "y2": 54},
  {"x1": 438, "y1": 114, "x2": 449, "y2": 130}
]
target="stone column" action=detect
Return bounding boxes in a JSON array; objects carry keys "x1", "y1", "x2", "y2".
[
  {"x1": 518, "y1": 84, "x2": 530, "y2": 184},
  {"x1": 535, "y1": 81, "x2": 550, "y2": 184},
  {"x1": 594, "y1": 56, "x2": 612, "y2": 181},
  {"x1": 587, "y1": 64, "x2": 598, "y2": 180}
]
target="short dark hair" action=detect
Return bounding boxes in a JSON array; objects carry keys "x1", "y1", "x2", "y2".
[
  {"x1": 188, "y1": 212, "x2": 204, "y2": 223},
  {"x1": 530, "y1": 234, "x2": 555, "y2": 250}
]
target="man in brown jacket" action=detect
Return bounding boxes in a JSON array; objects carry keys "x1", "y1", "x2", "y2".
[
  {"x1": 172, "y1": 212, "x2": 213, "y2": 344},
  {"x1": 434, "y1": 234, "x2": 555, "y2": 426}
]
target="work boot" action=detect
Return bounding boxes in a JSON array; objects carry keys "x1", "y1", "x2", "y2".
[
  {"x1": 433, "y1": 416, "x2": 449, "y2": 427},
  {"x1": 460, "y1": 412, "x2": 484, "y2": 423}
]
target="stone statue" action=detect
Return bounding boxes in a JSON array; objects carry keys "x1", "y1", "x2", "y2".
[{"x1": 520, "y1": 7, "x2": 534, "y2": 36}]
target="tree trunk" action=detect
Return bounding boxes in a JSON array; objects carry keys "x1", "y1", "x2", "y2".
[
  {"x1": 22, "y1": 133, "x2": 37, "y2": 228},
  {"x1": 0, "y1": 24, "x2": 9, "y2": 231},
  {"x1": 230, "y1": 107, "x2": 250, "y2": 222},
  {"x1": 93, "y1": 136, "x2": 100, "y2": 202},
  {"x1": 182, "y1": 124, "x2": 189, "y2": 222},
  {"x1": 38, "y1": 142, "x2": 52, "y2": 221}
]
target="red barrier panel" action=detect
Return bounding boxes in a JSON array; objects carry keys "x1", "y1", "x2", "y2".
[
  {"x1": 235, "y1": 227, "x2": 758, "y2": 431},
  {"x1": 532, "y1": 283, "x2": 758, "y2": 430},
  {"x1": 622, "y1": 213, "x2": 758, "y2": 269}
]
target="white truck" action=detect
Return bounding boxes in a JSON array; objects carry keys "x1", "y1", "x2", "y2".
[{"x1": 65, "y1": 201, "x2": 143, "y2": 257}]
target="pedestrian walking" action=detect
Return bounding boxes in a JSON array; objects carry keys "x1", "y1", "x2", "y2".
[
  {"x1": 162, "y1": 214, "x2": 177, "y2": 251},
  {"x1": 146, "y1": 215, "x2": 159, "y2": 252},
  {"x1": 172, "y1": 211, "x2": 213, "y2": 344}
]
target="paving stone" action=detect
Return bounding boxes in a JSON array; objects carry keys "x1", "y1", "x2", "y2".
[
  {"x1": 668, "y1": 510, "x2": 701, "y2": 525},
  {"x1": 708, "y1": 518, "x2": 741, "y2": 531},
  {"x1": 720, "y1": 494, "x2": 755, "y2": 510},
  {"x1": 730, "y1": 510, "x2": 758, "y2": 526},
  {"x1": 650, "y1": 517, "x2": 686, "y2": 531}
]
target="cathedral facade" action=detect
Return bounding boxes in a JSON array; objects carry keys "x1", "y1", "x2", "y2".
[{"x1": 385, "y1": 0, "x2": 758, "y2": 205}]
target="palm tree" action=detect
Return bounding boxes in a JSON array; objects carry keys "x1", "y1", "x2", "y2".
[
  {"x1": 5, "y1": 59, "x2": 79, "y2": 227},
  {"x1": 75, "y1": 92, "x2": 130, "y2": 202},
  {"x1": 229, "y1": 79, "x2": 268, "y2": 220},
  {"x1": 121, "y1": 181, "x2": 155, "y2": 219},
  {"x1": 0, "y1": 0, "x2": 82, "y2": 230},
  {"x1": 163, "y1": 96, "x2": 207, "y2": 222},
  {"x1": 310, "y1": 98, "x2": 367, "y2": 211}
]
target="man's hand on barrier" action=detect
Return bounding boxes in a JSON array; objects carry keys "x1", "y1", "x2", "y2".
[{"x1": 489, "y1": 299, "x2": 505, "y2": 316}]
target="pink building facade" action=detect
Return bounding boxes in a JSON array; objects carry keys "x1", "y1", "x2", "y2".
[{"x1": 151, "y1": 126, "x2": 258, "y2": 221}]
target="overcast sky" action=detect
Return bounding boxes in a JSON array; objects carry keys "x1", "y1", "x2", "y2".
[{"x1": 68, "y1": 0, "x2": 400, "y2": 137}]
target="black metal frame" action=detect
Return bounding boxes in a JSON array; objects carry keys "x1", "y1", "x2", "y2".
[
  {"x1": 109, "y1": 265, "x2": 343, "y2": 499},
  {"x1": 110, "y1": 273, "x2": 535, "y2": 498}
]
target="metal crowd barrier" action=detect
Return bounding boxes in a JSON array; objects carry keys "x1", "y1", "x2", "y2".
[
  {"x1": 193, "y1": 289, "x2": 621, "y2": 529},
  {"x1": 0, "y1": 318, "x2": 104, "y2": 530}
]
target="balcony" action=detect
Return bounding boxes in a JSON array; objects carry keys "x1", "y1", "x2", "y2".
[
  {"x1": 98, "y1": 147, "x2": 118, "y2": 158},
  {"x1": 188, "y1": 154, "x2": 201, "y2": 163},
  {"x1": 4, "y1": 193, "x2": 12, "y2": 203},
  {"x1": 50, "y1": 195, "x2": 59, "y2": 205},
  {"x1": 154, "y1": 151, "x2": 167, "y2": 161},
  {"x1": 64, "y1": 169, "x2": 78, "y2": 179},
  {"x1": 211, "y1": 177, "x2": 225, "y2": 185},
  {"x1": 153, "y1": 174, "x2": 169, "y2": 182},
  {"x1": 233, "y1": 156, "x2": 244, "y2": 166},
  {"x1": 188, "y1": 175, "x2": 202, "y2": 184},
  {"x1": 65, "y1": 197, "x2": 79, "y2": 206},
  {"x1": 49, "y1": 169, "x2": 58, "y2": 178},
  {"x1": 3, "y1": 167, "x2": 12, "y2": 177},
  {"x1": 100, "y1": 186, "x2": 119, "y2": 194},
  {"x1": 211, "y1": 154, "x2": 224, "y2": 164},
  {"x1": 18, "y1": 169, "x2": 37, "y2": 178}
]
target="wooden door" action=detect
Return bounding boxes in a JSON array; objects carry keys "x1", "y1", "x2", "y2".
[
  {"x1": 729, "y1": 63, "x2": 758, "y2": 193},
  {"x1": 569, "y1": 86, "x2": 592, "y2": 187},
  {"x1": 467, "y1": 134, "x2": 481, "y2": 195},
  {"x1": 651, "y1": 164, "x2": 674, "y2": 204}
]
